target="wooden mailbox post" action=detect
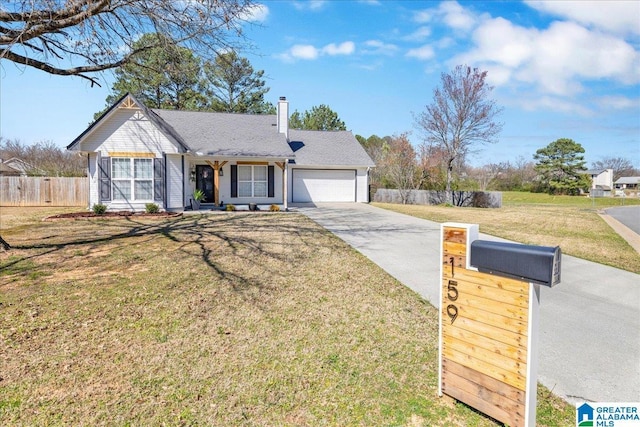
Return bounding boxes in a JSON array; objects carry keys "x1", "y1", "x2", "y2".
[{"x1": 439, "y1": 223, "x2": 560, "y2": 427}]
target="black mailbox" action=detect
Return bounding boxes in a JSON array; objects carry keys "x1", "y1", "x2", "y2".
[{"x1": 470, "y1": 240, "x2": 561, "y2": 287}]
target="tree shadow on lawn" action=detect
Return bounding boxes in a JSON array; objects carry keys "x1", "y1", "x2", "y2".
[{"x1": 1, "y1": 213, "x2": 336, "y2": 308}]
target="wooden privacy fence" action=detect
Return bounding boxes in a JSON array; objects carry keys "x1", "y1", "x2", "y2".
[{"x1": 0, "y1": 177, "x2": 89, "y2": 207}]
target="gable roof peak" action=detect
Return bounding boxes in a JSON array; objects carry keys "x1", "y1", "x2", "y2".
[{"x1": 67, "y1": 92, "x2": 189, "y2": 152}]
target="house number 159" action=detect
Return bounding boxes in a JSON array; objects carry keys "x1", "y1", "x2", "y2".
[{"x1": 446, "y1": 279, "x2": 459, "y2": 324}]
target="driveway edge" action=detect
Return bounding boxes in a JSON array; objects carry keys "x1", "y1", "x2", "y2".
[{"x1": 598, "y1": 212, "x2": 640, "y2": 253}]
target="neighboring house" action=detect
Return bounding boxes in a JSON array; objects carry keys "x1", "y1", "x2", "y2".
[
  {"x1": 0, "y1": 157, "x2": 43, "y2": 176},
  {"x1": 67, "y1": 93, "x2": 375, "y2": 211},
  {"x1": 615, "y1": 176, "x2": 640, "y2": 190},
  {"x1": 0, "y1": 161, "x2": 22, "y2": 176},
  {"x1": 585, "y1": 168, "x2": 613, "y2": 196}
]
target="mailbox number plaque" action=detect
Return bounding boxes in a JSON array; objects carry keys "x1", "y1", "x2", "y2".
[
  {"x1": 446, "y1": 277, "x2": 459, "y2": 324},
  {"x1": 439, "y1": 223, "x2": 541, "y2": 427}
]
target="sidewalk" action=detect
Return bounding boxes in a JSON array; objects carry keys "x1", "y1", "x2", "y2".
[
  {"x1": 598, "y1": 211, "x2": 640, "y2": 253},
  {"x1": 298, "y1": 203, "x2": 640, "y2": 404}
]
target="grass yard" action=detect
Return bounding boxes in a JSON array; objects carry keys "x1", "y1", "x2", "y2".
[
  {"x1": 0, "y1": 207, "x2": 574, "y2": 426},
  {"x1": 373, "y1": 191, "x2": 640, "y2": 274}
]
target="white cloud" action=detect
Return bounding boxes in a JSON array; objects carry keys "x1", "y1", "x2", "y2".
[
  {"x1": 531, "y1": 21, "x2": 638, "y2": 87},
  {"x1": 436, "y1": 37, "x2": 455, "y2": 49},
  {"x1": 290, "y1": 44, "x2": 319, "y2": 60},
  {"x1": 597, "y1": 96, "x2": 640, "y2": 110},
  {"x1": 482, "y1": 64, "x2": 513, "y2": 87},
  {"x1": 519, "y1": 95, "x2": 593, "y2": 116},
  {"x1": 404, "y1": 26, "x2": 432, "y2": 42},
  {"x1": 240, "y1": 3, "x2": 269, "y2": 22},
  {"x1": 525, "y1": 0, "x2": 640, "y2": 35},
  {"x1": 357, "y1": 60, "x2": 384, "y2": 71},
  {"x1": 452, "y1": 16, "x2": 640, "y2": 96},
  {"x1": 439, "y1": 1, "x2": 477, "y2": 31},
  {"x1": 413, "y1": 2, "x2": 479, "y2": 32},
  {"x1": 323, "y1": 41, "x2": 355, "y2": 56},
  {"x1": 406, "y1": 45, "x2": 435, "y2": 60},
  {"x1": 466, "y1": 17, "x2": 534, "y2": 68},
  {"x1": 278, "y1": 41, "x2": 355, "y2": 62},
  {"x1": 413, "y1": 10, "x2": 432, "y2": 24},
  {"x1": 363, "y1": 40, "x2": 398, "y2": 56}
]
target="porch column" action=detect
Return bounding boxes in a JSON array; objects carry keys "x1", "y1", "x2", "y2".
[
  {"x1": 214, "y1": 163, "x2": 220, "y2": 205},
  {"x1": 275, "y1": 161, "x2": 288, "y2": 210},
  {"x1": 283, "y1": 161, "x2": 288, "y2": 210},
  {"x1": 206, "y1": 160, "x2": 227, "y2": 205}
]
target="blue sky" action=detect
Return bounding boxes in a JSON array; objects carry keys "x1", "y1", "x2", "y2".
[{"x1": 1, "y1": 0, "x2": 639, "y2": 167}]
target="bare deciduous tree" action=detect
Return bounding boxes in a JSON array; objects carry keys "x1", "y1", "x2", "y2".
[
  {"x1": 592, "y1": 156, "x2": 638, "y2": 181},
  {"x1": 0, "y1": 137, "x2": 86, "y2": 176},
  {"x1": 1, "y1": 0, "x2": 257, "y2": 86},
  {"x1": 380, "y1": 133, "x2": 424, "y2": 204},
  {"x1": 356, "y1": 134, "x2": 391, "y2": 189},
  {"x1": 418, "y1": 144, "x2": 453, "y2": 190},
  {"x1": 466, "y1": 163, "x2": 506, "y2": 191},
  {"x1": 415, "y1": 65, "x2": 503, "y2": 197}
]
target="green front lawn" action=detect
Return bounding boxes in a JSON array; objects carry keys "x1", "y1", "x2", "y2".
[{"x1": 374, "y1": 191, "x2": 640, "y2": 274}]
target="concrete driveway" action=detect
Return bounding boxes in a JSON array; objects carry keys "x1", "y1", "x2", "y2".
[{"x1": 297, "y1": 203, "x2": 640, "y2": 404}]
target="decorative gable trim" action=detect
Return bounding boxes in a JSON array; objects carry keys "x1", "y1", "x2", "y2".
[
  {"x1": 67, "y1": 93, "x2": 191, "y2": 154},
  {"x1": 120, "y1": 96, "x2": 138, "y2": 109},
  {"x1": 67, "y1": 93, "x2": 135, "y2": 151}
]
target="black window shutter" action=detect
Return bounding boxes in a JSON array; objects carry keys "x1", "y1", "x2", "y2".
[
  {"x1": 268, "y1": 165, "x2": 274, "y2": 198},
  {"x1": 99, "y1": 156, "x2": 111, "y2": 201},
  {"x1": 154, "y1": 157, "x2": 165, "y2": 204},
  {"x1": 231, "y1": 165, "x2": 237, "y2": 198}
]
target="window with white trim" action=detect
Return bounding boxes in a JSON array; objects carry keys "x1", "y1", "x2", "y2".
[
  {"x1": 112, "y1": 158, "x2": 153, "y2": 201},
  {"x1": 238, "y1": 165, "x2": 267, "y2": 197}
]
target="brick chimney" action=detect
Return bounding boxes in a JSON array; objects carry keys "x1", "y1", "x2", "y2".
[{"x1": 277, "y1": 96, "x2": 289, "y2": 140}]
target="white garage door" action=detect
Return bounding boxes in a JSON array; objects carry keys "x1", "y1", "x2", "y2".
[{"x1": 292, "y1": 169, "x2": 356, "y2": 202}]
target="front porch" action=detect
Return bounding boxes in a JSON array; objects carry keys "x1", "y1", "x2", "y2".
[{"x1": 186, "y1": 158, "x2": 289, "y2": 211}]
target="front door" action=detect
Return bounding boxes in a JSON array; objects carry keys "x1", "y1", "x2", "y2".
[{"x1": 196, "y1": 165, "x2": 215, "y2": 204}]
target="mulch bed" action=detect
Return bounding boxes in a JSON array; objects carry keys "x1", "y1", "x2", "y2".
[{"x1": 43, "y1": 211, "x2": 183, "y2": 221}]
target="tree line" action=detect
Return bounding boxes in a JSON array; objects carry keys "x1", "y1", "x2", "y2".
[
  {"x1": 0, "y1": 137, "x2": 86, "y2": 177},
  {"x1": 359, "y1": 132, "x2": 638, "y2": 197}
]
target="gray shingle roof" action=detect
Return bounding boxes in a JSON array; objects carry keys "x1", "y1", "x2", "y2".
[
  {"x1": 288, "y1": 129, "x2": 375, "y2": 167},
  {"x1": 69, "y1": 93, "x2": 375, "y2": 168},
  {"x1": 615, "y1": 176, "x2": 640, "y2": 184},
  {"x1": 152, "y1": 109, "x2": 293, "y2": 158},
  {"x1": 0, "y1": 162, "x2": 21, "y2": 175},
  {"x1": 585, "y1": 169, "x2": 606, "y2": 175}
]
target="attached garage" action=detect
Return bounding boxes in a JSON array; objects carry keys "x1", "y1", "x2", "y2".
[{"x1": 292, "y1": 169, "x2": 356, "y2": 202}]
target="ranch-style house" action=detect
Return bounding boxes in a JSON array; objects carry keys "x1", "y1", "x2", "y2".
[{"x1": 67, "y1": 94, "x2": 375, "y2": 211}]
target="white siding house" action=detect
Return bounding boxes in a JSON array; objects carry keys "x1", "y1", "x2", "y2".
[{"x1": 68, "y1": 94, "x2": 375, "y2": 211}]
